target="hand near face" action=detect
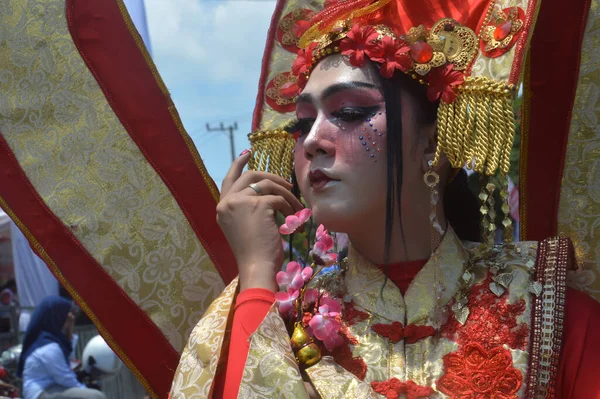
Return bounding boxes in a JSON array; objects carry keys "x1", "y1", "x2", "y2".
[{"x1": 217, "y1": 152, "x2": 304, "y2": 292}]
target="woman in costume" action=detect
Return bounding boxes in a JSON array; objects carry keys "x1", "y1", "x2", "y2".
[
  {"x1": 19, "y1": 296, "x2": 105, "y2": 399},
  {"x1": 170, "y1": 0, "x2": 600, "y2": 398},
  {"x1": 0, "y1": 0, "x2": 599, "y2": 397}
]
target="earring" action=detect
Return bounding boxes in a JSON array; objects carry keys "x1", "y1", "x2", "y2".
[
  {"x1": 424, "y1": 160, "x2": 447, "y2": 327},
  {"x1": 423, "y1": 161, "x2": 445, "y2": 252}
]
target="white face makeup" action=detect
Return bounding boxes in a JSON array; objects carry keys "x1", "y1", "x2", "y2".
[{"x1": 293, "y1": 55, "x2": 389, "y2": 232}]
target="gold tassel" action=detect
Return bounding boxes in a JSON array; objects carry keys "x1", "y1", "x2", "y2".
[
  {"x1": 247, "y1": 129, "x2": 296, "y2": 179},
  {"x1": 433, "y1": 77, "x2": 515, "y2": 177}
]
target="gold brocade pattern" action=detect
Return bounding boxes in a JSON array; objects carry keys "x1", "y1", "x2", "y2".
[
  {"x1": 170, "y1": 278, "x2": 238, "y2": 398},
  {"x1": 0, "y1": 1, "x2": 224, "y2": 352},
  {"x1": 306, "y1": 357, "x2": 378, "y2": 398},
  {"x1": 239, "y1": 306, "x2": 309, "y2": 398},
  {"x1": 346, "y1": 229, "x2": 469, "y2": 328},
  {"x1": 558, "y1": 3, "x2": 600, "y2": 302},
  {"x1": 172, "y1": 230, "x2": 546, "y2": 398}
]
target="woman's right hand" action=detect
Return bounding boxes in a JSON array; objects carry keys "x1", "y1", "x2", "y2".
[{"x1": 217, "y1": 151, "x2": 304, "y2": 292}]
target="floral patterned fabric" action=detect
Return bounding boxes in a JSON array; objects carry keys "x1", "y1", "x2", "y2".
[
  {"x1": 0, "y1": 0, "x2": 225, "y2": 355},
  {"x1": 559, "y1": 1, "x2": 600, "y2": 303}
]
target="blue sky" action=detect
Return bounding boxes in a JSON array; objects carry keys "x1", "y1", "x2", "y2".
[{"x1": 144, "y1": 0, "x2": 276, "y2": 185}]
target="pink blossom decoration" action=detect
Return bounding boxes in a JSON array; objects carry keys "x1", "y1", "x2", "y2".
[
  {"x1": 276, "y1": 261, "x2": 313, "y2": 291},
  {"x1": 315, "y1": 224, "x2": 327, "y2": 241},
  {"x1": 275, "y1": 288, "x2": 299, "y2": 316},
  {"x1": 303, "y1": 288, "x2": 319, "y2": 305},
  {"x1": 279, "y1": 208, "x2": 312, "y2": 235},
  {"x1": 312, "y1": 224, "x2": 338, "y2": 265},
  {"x1": 309, "y1": 297, "x2": 344, "y2": 350}
]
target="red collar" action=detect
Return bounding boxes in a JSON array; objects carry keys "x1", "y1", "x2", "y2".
[{"x1": 375, "y1": 259, "x2": 428, "y2": 295}]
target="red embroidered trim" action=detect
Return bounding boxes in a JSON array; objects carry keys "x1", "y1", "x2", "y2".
[
  {"x1": 339, "y1": 325, "x2": 358, "y2": 345},
  {"x1": 436, "y1": 342, "x2": 522, "y2": 399},
  {"x1": 371, "y1": 378, "x2": 434, "y2": 399},
  {"x1": 442, "y1": 273, "x2": 529, "y2": 350},
  {"x1": 325, "y1": 321, "x2": 367, "y2": 380},
  {"x1": 344, "y1": 301, "x2": 369, "y2": 326},
  {"x1": 372, "y1": 321, "x2": 435, "y2": 344},
  {"x1": 525, "y1": 241, "x2": 546, "y2": 399},
  {"x1": 330, "y1": 343, "x2": 367, "y2": 380}
]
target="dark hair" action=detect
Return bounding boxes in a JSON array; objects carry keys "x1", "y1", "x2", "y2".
[{"x1": 380, "y1": 71, "x2": 481, "y2": 265}]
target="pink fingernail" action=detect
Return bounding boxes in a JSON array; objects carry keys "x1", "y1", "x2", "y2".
[{"x1": 239, "y1": 149, "x2": 250, "y2": 156}]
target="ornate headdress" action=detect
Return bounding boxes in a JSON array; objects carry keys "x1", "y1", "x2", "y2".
[{"x1": 249, "y1": 0, "x2": 537, "y2": 242}]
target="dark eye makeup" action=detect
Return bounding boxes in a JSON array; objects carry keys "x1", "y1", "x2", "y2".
[
  {"x1": 290, "y1": 106, "x2": 381, "y2": 137},
  {"x1": 331, "y1": 106, "x2": 380, "y2": 122},
  {"x1": 287, "y1": 118, "x2": 315, "y2": 136}
]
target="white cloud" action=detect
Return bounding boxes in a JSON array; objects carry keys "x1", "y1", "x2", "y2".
[
  {"x1": 145, "y1": 0, "x2": 275, "y2": 81},
  {"x1": 142, "y1": 0, "x2": 277, "y2": 184}
]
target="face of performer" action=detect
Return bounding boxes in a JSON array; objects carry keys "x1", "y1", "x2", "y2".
[{"x1": 294, "y1": 54, "x2": 433, "y2": 234}]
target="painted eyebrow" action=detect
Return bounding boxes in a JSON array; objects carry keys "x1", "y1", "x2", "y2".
[{"x1": 296, "y1": 81, "x2": 381, "y2": 105}]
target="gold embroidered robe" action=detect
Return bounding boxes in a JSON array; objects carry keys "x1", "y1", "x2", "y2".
[{"x1": 170, "y1": 228, "x2": 570, "y2": 398}]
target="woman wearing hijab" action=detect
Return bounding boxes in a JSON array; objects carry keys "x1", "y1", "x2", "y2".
[{"x1": 18, "y1": 296, "x2": 105, "y2": 399}]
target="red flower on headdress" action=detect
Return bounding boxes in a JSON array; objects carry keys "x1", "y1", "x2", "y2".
[
  {"x1": 292, "y1": 42, "x2": 317, "y2": 90},
  {"x1": 293, "y1": 19, "x2": 311, "y2": 39},
  {"x1": 339, "y1": 24, "x2": 379, "y2": 67},
  {"x1": 366, "y1": 36, "x2": 412, "y2": 78},
  {"x1": 426, "y1": 63, "x2": 464, "y2": 104}
]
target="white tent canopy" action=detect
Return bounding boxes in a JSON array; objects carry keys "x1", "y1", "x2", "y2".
[{"x1": 0, "y1": 208, "x2": 59, "y2": 330}]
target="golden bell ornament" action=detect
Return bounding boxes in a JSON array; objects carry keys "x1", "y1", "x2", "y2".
[
  {"x1": 296, "y1": 342, "x2": 322, "y2": 368},
  {"x1": 290, "y1": 323, "x2": 322, "y2": 368},
  {"x1": 290, "y1": 323, "x2": 312, "y2": 350}
]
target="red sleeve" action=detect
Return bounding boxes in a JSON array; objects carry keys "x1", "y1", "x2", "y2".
[
  {"x1": 556, "y1": 287, "x2": 600, "y2": 398},
  {"x1": 212, "y1": 288, "x2": 275, "y2": 399}
]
